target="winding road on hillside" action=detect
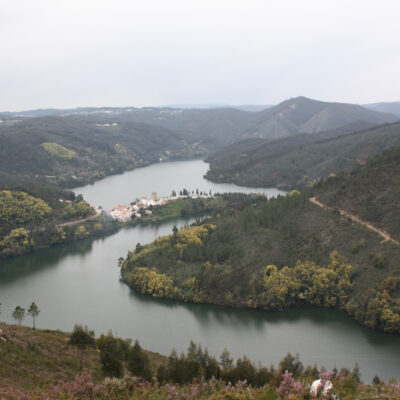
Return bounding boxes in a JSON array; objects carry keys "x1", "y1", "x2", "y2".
[
  {"x1": 309, "y1": 197, "x2": 400, "y2": 247},
  {"x1": 57, "y1": 208, "x2": 102, "y2": 227}
]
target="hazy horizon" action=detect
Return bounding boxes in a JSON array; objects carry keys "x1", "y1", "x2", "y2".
[{"x1": 2, "y1": 0, "x2": 400, "y2": 111}]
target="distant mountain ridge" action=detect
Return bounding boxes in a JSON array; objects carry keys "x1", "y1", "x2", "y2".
[
  {"x1": 2, "y1": 97, "x2": 397, "y2": 145},
  {"x1": 363, "y1": 101, "x2": 400, "y2": 117},
  {"x1": 1, "y1": 96, "x2": 398, "y2": 190},
  {"x1": 241, "y1": 97, "x2": 398, "y2": 140}
]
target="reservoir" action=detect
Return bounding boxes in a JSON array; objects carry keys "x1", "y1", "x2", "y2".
[{"x1": 0, "y1": 160, "x2": 399, "y2": 382}]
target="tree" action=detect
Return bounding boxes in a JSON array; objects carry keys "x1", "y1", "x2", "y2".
[
  {"x1": 27, "y1": 302, "x2": 40, "y2": 329},
  {"x1": 12, "y1": 306, "x2": 25, "y2": 326},
  {"x1": 99, "y1": 334, "x2": 123, "y2": 377},
  {"x1": 74, "y1": 225, "x2": 89, "y2": 239},
  {"x1": 157, "y1": 364, "x2": 168, "y2": 383},
  {"x1": 220, "y1": 347, "x2": 233, "y2": 370},
  {"x1": 69, "y1": 324, "x2": 96, "y2": 370},
  {"x1": 279, "y1": 353, "x2": 303, "y2": 378},
  {"x1": 128, "y1": 339, "x2": 151, "y2": 380},
  {"x1": 69, "y1": 324, "x2": 96, "y2": 350}
]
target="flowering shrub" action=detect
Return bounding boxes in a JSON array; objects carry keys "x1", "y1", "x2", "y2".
[
  {"x1": 48, "y1": 369, "x2": 104, "y2": 399},
  {"x1": 277, "y1": 370, "x2": 303, "y2": 399}
]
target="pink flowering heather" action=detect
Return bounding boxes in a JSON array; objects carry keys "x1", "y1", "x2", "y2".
[
  {"x1": 48, "y1": 368, "x2": 104, "y2": 399},
  {"x1": 277, "y1": 370, "x2": 303, "y2": 399}
]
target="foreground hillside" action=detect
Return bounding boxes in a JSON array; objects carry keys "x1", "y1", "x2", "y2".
[
  {"x1": 1, "y1": 323, "x2": 398, "y2": 399},
  {"x1": 206, "y1": 122, "x2": 400, "y2": 189},
  {"x1": 121, "y1": 148, "x2": 400, "y2": 334}
]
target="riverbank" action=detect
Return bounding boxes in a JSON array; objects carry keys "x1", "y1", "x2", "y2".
[
  {"x1": 0, "y1": 195, "x2": 227, "y2": 260},
  {"x1": 119, "y1": 191, "x2": 400, "y2": 336}
]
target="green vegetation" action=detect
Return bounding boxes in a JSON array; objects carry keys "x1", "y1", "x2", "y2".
[
  {"x1": 0, "y1": 189, "x2": 116, "y2": 259},
  {"x1": 141, "y1": 196, "x2": 224, "y2": 223},
  {"x1": 206, "y1": 122, "x2": 400, "y2": 190},
  {"x1": 27, "y1": 302, "x2": 40, "y2": 329},
  {"x1": 0, "y1": 323, "x2": 399, "y2": 399},
  {"x1": 0, "y1": 190, "x2": 52, "y2": 236},
  {"x1": 63, "y1": 201, "x2": 94, "y2": 219},
  {"x1": 314, "y1": 146, "x2": 400, "y2": 241},
  {"x1": 11, "y1": 306, "x2": 25, "y2": 326},
  {"x1": 40, "y1": 142, "x2": 77, "y2": 160},
  {"x1": 1, "y1": 99, "x2": 395, "y2": 189},
  {"x1": 0, "y1": 115, "x2": 208, "y2": 188},
  {"x1": 121, "y1": 147, "x2": 400, "y2": 334}
]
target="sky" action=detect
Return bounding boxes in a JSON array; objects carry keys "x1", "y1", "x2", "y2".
[{"x1": 1, "y1": 0, "x2": 400, "y2": 111}]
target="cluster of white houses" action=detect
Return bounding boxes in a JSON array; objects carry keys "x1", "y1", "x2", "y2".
[
  {"x1": 104, "y1": 191, "x2": 213, "y2": 222},
  {"x1": 105, "y1": 192, "x2": 168, "y2": 222}
]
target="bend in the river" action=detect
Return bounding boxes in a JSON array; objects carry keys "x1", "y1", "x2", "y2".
[{"x1": 1, "y1": 160, "x2": 399, "y2": 382}]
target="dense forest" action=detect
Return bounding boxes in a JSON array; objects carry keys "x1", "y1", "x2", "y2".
[
  {"x1": 120, "y1": 148, "x2": 400, "y2": 334},
  {"x1": 206, "y1": 122, "x2": 400, "y2": 189}
]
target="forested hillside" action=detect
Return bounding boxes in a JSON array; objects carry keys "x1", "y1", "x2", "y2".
[
  {"x1": 0, "y1": 115, "x2": 206, "y2": 188},
  {"x1": 314, "y1": 146, "x2": 400, "y2": 241},
  {"x1": 206, "y1": 122, "x2": 400, "y2": 189},
  {"x1": 121, "y1": 148, "x2": 400, "y2": 334}
]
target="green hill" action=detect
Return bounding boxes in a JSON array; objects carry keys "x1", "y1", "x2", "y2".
[
  {"x1": 121, "y1": 148, "x2": 400, "y2": 334},
  {"x1": 0, "y1": 115, "x2": 206, "y2": 188},
  {"x1": 205, "y1": 122, "x2": 400, "y2": 190},
  {"x1": 313, "y1": 146, "x2": 400, "y2": 242}
]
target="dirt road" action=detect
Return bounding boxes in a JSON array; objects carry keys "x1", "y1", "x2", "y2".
[
  {"x1": 309, "y1": 197, "x2": 400, "y2": 246},
  {"x1": 57, "y1": 209, "x2": 102, "y2": 227}
]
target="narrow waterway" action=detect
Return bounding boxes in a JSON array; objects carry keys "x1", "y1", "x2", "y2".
[
  {"x1": 1, "y1": 160, "x2": 399, "y2": 382},
  {"x1": 73, "y1": 159, "x2": 283, "y2": 210}
]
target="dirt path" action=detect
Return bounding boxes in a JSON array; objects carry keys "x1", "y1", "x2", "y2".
[
  {"x1": 309, "y1": 197, "x2": 400, "y2": 246},
  {"x1": 57, "y1": 209, "x2": 102, "y2": 227}
]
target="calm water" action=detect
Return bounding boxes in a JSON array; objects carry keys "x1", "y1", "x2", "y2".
[
  {"x1": 1, "y1": 160, "x2": 399, "y2": 382},
  {"x1": 73, "y1": 159, "x2": 284, "y2": 209}
]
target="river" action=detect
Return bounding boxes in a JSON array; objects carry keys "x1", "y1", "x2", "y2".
[{"x1": 0, "y1": 160, "x2": 399, "y2": 382}]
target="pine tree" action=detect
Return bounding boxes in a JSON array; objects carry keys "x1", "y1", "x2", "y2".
[
  {"x1": 12, "y1": 306, "x2": 25, "y2": 326},
  {"x1": 27, "y1": 302, "x2": 40, "y2": 329}
]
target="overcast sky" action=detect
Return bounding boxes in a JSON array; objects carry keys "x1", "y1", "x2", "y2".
[{"x1": 1, "y1": 0, "x2": 400, "y2": 111}]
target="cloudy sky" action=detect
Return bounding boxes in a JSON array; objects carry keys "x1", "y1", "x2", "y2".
[{"x1": 1, "y1": 0, "x2": 400, "y2": 110}]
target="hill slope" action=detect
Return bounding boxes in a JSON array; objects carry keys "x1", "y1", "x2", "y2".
[
  {"x1": 241, "y1": 96, "x2": 398, "y2": 140},
  {"x1": 0, "y1": 115, "x2": 204, "y2": 188},
  {"x1": 121, "y1": 148, "x2": 400, "y2": 334},
  {"x1": 205, "y1": 122, "x2": 400, "y2": 189},
  {"x1": 313, "y1": 146, "x2": 400, "y2": 242},
  {"x1": 364, "y1": 101, "x2": 400, "y2": 117}
]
